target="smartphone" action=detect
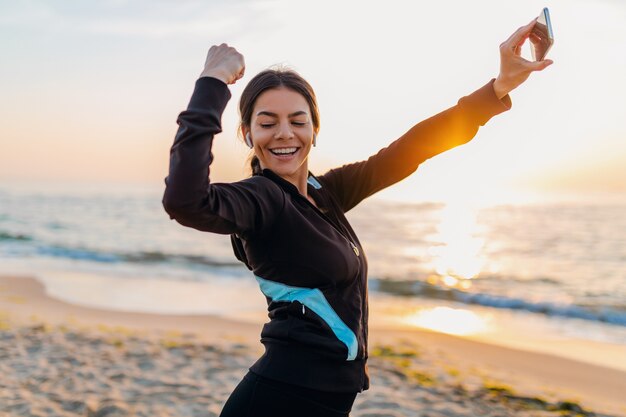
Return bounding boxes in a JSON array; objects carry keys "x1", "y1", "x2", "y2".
[{"x1": 530, "y1": 7, "x2": 554, "y2": 61}]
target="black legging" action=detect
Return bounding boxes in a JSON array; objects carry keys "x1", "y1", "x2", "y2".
[{"x1": 219, "y1": 371, "x2": 358, "y2": 417}]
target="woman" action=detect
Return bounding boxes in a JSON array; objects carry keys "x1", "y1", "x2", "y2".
[{"x1": 162, "y1": 18, "x2": 552, "y2": 417}]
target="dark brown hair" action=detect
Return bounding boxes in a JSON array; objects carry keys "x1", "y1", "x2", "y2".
[{"x1": 238, "y1": 67, "x2": 320, "y2": 175}]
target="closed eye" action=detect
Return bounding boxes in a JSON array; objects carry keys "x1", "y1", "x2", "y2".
[{"x1": 260, "y1": 122, "x2": 307, "y2": 128}]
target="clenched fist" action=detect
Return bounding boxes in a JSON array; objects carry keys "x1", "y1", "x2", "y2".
[{"x1": 199, "y1": 43, "x2": 245, "y2": 85}]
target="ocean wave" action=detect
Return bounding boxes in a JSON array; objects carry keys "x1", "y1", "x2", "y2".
[
  {"x1": 29, "y1": 244, "x2": 242, "y2": 268},
  {"x1": 370, "y1": 278, "x2": 626, "y2": 327},
  {"x1": 122, "y1": 251, "x2": 242, "y2": 267},
  {"x1": 0, "y1": 231, "x2": 33, "y2": 241}
]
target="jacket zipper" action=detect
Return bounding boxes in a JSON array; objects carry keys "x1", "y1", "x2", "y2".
[
  {"x1": 301, "y1": 188, "x2": 368, "y2": 370},
  {"x1": 267, "y1": 171, "x2": 367, "y2": 389},
  {"x1": 299, "y1": 191, "x2": 360, "y2": 258},
  {"x1": 263, "y1": 170, "x2": 359, "y2": 255}
]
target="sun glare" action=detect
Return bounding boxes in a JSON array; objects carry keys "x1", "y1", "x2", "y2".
[
  {"x1": 403, "y1": 306, "x2": 490, "y2": 336},
  {"x1": 425, "y1": 203, "x2": 485, "y2": 290}
]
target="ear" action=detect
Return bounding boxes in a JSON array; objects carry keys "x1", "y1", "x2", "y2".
[{"x1": 241, "y1": 125, "x2": 253, "y2": 148}]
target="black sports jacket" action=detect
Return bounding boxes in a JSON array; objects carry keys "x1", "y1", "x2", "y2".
[{"x1": 162, "y1": 76, "x2": 511, "y2": 393}]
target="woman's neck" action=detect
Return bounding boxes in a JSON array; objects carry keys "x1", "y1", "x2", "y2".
[
  {"x1": 283, "y1": 170, "x2": 309, "y2": 196},
  {"x1": 259, "y1": 162, "x2": 310, "y2": 197}
]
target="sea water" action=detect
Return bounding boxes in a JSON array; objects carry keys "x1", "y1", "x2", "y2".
[{"x1": 1, "y1": 181, "x2": 625, "y2": 369}]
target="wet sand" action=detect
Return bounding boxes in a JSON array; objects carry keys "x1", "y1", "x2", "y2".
[{"x1": 1, "y1": 275, "x2": 625, "y2": 417}]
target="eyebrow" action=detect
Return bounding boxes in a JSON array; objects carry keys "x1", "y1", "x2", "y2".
[{"x1": 256, "y1": 111, "x2": 308, "y2": 118}]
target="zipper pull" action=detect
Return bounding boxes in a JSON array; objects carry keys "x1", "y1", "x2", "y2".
[
  {"x1": 302, "y1": 304, "x2": 306, "y2": 315},
  {"x1": 350, "y1": 241, "x2": 360, "y2": 257}
]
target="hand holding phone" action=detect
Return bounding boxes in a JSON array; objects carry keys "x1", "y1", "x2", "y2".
[
  {"x1": 530, "y1": 7, "x2": 554, "y2": 61},
  {"x1": 492, "y1": 16, "x2": 554, "y2": 99}
]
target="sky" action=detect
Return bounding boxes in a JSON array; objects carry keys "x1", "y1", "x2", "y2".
[{"x1": 1, "y1": 0, "x2": 625, "y2": 204}]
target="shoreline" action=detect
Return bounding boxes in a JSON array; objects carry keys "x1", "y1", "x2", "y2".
[
  {"x1": 2, "y1": 274, "x2": 626, "y2": 416},
  {"x1": 12, "y1": 262, "x2": 625, "y2": 373}
]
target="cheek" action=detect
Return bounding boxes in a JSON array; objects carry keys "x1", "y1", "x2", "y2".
[{"x1": 251, "y1": 131, "x2": 271, "y2": 148}]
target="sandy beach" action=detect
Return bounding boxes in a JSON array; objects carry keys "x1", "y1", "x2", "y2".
[{"x1": 1, "y1": 274, "x2": 625, "y2": 417}]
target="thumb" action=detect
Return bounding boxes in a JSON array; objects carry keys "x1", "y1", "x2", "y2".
[{"x1": 530, "y1": 59, "x2": 554, "y2": 71}]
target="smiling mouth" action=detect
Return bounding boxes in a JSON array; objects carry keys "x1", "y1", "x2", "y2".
[{"x1": 269, "y1": 147, "x2": 300, "y2": 156}]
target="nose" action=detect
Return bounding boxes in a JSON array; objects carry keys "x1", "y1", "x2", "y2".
[{"x1": 274, "y1": 122, "x2": 294, "y2": 140}]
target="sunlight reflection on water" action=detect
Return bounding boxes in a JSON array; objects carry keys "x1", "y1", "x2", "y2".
[
  {"x1": 402, "y1": 306, "x2": 491, "y2": 336},
  {"x1": 416, "y1": 202, "x2": 487, "y2": 292}
]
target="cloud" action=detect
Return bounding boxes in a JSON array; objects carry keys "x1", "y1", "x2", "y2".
[{"x1": 0, "y1": 0, "x2": 283, "y2": 40}]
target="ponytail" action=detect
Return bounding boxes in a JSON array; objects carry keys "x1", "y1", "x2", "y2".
[{"x1": 250, "y1": 154, "x2": 262, "y2": 176}]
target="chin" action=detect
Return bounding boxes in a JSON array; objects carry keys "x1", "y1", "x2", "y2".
[
  {"x1": 263, "y1": 150, "x2": 305, "y2": 169},
  {"x1": 272, "y1": 164, "x2": 303, "y2": 177}
]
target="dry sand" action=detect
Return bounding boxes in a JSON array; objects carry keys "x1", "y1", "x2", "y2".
[{"x1": 1, "y1": 275, "x2": 625, "y2": 417}]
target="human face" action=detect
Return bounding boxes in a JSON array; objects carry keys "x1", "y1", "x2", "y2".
[{"x1": 247, "y1": 87, "x2": 315, "y2": 185}]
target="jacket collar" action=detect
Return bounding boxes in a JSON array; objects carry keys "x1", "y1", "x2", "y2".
[{"x1": 257, "y1": 168, "x2": 322, "y2": 195}]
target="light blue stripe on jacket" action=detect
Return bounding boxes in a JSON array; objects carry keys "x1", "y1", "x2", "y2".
[
  {"x1": 307, "y1": 176, "x2": 322, "y2": 189},
  {"x1": 255, "y1": 275, "x2": 358, "y2": 361}
]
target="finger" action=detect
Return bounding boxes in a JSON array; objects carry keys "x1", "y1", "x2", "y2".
[
  {"x1": 504, "y1": 19, "x2": 537, "y2": 49},
  {"x1": 528, "y1": 59, "x2": 554, "y2": 71},
  {"x1": 513, "y1": 31, "x2": 532, "y2": 56}
]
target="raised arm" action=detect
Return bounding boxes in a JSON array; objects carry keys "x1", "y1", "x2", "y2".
[
  {"x1": 162, "y1": 44, "x2": 284, "y2": 238},
  {"x1": 320, "y1": 19, "x2": 553, "y2": 213},
  {"x1": 319, "y1": 80, "x2": 510, "y2": 212}
]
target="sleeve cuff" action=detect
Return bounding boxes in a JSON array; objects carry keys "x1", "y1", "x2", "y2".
[
  {"x1": 489, "y1": 78, "x2": 512, "y2": 111},
  {"x1": 187, "y1": 76, "x2": 232, "y2": 114},
  {"x1": 459, "y1": 78, "x2": 512, "y2": 126}
]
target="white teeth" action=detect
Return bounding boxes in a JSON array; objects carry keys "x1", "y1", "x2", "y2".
[{"x1": 270, "y1": 147, "x2": 298, "y2": 155}]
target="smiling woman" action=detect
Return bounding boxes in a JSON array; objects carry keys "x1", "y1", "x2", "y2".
[
  {"x1": 248, "y1": 99, "x2": 312, "y2": 170},
  {"x1": 244, "y1": 87, "x2": 314, "y2": 180},
  {"x1": 162, "y1": 29, "x2": 551, "y2": 416},
  {"x1": 238, "y1": 69, "x2": 321, "y2": 191}
]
